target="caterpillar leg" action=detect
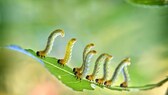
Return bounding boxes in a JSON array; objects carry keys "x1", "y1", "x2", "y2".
[
  {"x1": 86, "y1": 75, "x2": 95, "y2": 81},
  {"x1": 36, "y1": 51, "x2": 46, "y2": 58},
  {"x1": 74, "y1": 72, "x2": 82, "y2": 80},
  {"x1": 104, "y1": 80, "x2": 112, "y2": 87},
  {"x1": 95, "y1": 78, "x2": 105, "y2": 85},
  {"x1": 73, "y1": 67, "x2": 84, "y2": 77},
  {"x1": 120, "y1": 81, "x2": 128, "y2": 88},
  {"x1": 73, "y1": 68, "x2": 82, "y2": 74},
  {"x1": 57, "y1": 59, "x2": 65, "y2": 66}
]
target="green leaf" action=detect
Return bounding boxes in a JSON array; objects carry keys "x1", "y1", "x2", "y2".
[
  {"x1": 25, "y1": 49, "x2": 168, "y2": 92},
  {"x1": 25, "y1": 49, "x2": 94, "y2": 91},
  {"x1": 126, "y1": 0, "x2": 168, "y2": 6}
]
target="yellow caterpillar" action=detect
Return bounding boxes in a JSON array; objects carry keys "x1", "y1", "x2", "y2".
[
  {"x1": 86, "y1": 53, "x2": 110, "y2": 81},
  {"x1": 36, "y1": 29, "x2": 64, "y2": 58},
  {"x1": 58, "y1": 38, "x2": 77, "y2": 66},
  {"x1": 73, "y1": 43, "x2": 94, "y2": 74},
  {"x1": 95, "y1": 55, "x2": 113, "y2": 85},
  {"x1": 104, "y1": 57, "x2": 131, "y2": 87},
  {"x1": 75, "y1": 50, "x2": 97, "y2": 80}
]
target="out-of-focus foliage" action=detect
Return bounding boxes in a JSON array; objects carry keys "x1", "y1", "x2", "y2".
[
  {"x1": 0, "y1": 0, "x2": 168, "y2": 95},
  {"x1": 127, "y1": 0, "x2": 168, "y2": 6}
]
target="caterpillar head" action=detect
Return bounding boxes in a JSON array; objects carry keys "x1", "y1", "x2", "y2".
[
  {"x1": 105, "y1": 55, "x2": 113, "y2": 62},
  {"x1": 36, "y1": 51, "x2": 45, "y2": 58},
  {"x1": 120, "y1": 81, "x2": 128, "y2": 88},
  {"x1": 107, "y1": 55, "x2": 113, "y2": 60},
  {"x1": 55, "y1": 29, "x2": 65, "y2": 37},
  {"x1": 71, "y1": 38, "x2": 77, "y2": 43},
  {"x1": 104, "y1": 80, "x2": 112, "y2": 87},
  {"x1": 122, "y1": 57, "x2": 131, "y2": 66},
  {"x1": 95, "y1": 78, "x2": 105, "y2": 85},
  {"x1": 83, "y1": 43, "x2": 94, "y2": 54},
  {"x1": 87, "y1": 43, "x2": 94, "y2": 47},
  {"x1": 86, "y1": 75, "x2": 95, "y2": 81}
]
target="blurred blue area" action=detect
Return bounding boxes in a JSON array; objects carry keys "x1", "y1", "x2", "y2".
[{"x1": 6, "y1": 45, "x2": 44, "y2": 65}]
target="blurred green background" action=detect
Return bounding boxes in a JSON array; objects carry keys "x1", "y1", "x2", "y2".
[{"x1": 0, "y1": 0, "x2": 168, "y2": 95}]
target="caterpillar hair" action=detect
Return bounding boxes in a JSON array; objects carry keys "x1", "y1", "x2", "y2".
[
  {"x1": 58, "y1": 38, "x2": 77, "y2": 66},
  {"x1": 95, "y1": 55, "x2": 113, "y2": 85},
  {"x1": 104, "y1": 57, "x2": 131, "y2": 87},
  {"x1": 36, "y1": 29, "x2": 65, "y2": 58},
  {"x1": 86, "y1": 53, "x2": 110, "y2": 81},
  {"x1": 73, "y1": 43, "x2": 94, "y2": 74},
  {"x1": 75, "y1": 50, "x2": 97, "y2": 80}
]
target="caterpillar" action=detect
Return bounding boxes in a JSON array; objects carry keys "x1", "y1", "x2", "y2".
[
  {"x1": 83, "y1": 43, "x2": 95, "y2": 64},
  {"x1": 120, "y1": 66, "x2": 130, "y2": 87},
  {"x1": 86, "y1": 53, "x2": 110, "y2": 81},
  {"x1": 36, "y1": 29, "x2": 65, "y2": 58},
  {"x1": 73, "y1": 43, "x2": 94, "y2": 74},
  {"x1": 95, "y1": 55, "x2": 113, "y2": 85},
  {"x1": 75, "y1": 50, "x2": 97, "y2": 80},
  {"x1": 104, "y1": 57, "x2": 131, "y2": 87},
  {"x1": 58, "y1": 38, "x2": 77, "y2": 66}
]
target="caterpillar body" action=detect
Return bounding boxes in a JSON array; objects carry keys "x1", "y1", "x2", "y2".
[
  {"x1": 104, "y1": 57, "x2": 131, "y2": 87},
  {"x1": 36, "y1": 29, "x2": 65, "y2": 58},
  {"x1": 95, "y1": 55, "x2": 113, "y2": 85},
  {"x1": 120, "y1": 66, "x2": 130, "y2": 87},
  {"x1": 86, "y1": 53, "x2": 110, "y2": 81},
  {"x1": 58, "y1": 38, "x2": 77, "y2": 66},
  {"x1": 73, "y1": 43, "x2": 94, "y2": 74},
  {"x1": 83, "y1": 43, "x2": 95, "y2": 61},
  {"x1": 75, "y1": 50, "x2": 97, "y2": 80}
]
